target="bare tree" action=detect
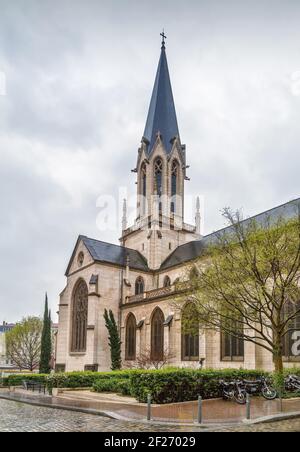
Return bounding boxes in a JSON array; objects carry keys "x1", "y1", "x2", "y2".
[
  {"x1": 177, "y1": 206, "x2": 300, "y2": 377},
  {"x1": 124, "y1": 347, "x2": 175, "y2": 370},
  {"x1": 6, "y1": 317, "x2": 43, "y2": 371}
]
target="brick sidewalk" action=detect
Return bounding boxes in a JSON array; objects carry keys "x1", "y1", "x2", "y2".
[{"x1": 0, "y1": 398, "x2": 300, "y2": 432}]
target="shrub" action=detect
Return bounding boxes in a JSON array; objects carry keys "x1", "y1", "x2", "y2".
[
  {"x1": 130, "y1": 368, "x2": 268, "y2": 404},
  {"x1": 1, "y1": 374, "x2": 48, "y2": 387},
  {"x1": 283, "y1": 367, "x2": 300, "y2": 377},
  {"x1": 47, "y1": 370, "x2": 136, "y2": 390},
  {"x1": 93, "y1": 378, "x2": 132, "y2": 396}
]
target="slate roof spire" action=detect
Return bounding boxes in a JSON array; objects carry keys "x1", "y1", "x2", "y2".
[{"x1": 143, "y1": 33, "x2": 180, "y2": 154}]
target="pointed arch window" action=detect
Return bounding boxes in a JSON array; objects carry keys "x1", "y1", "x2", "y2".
[
  {"x1": 163, "y1": 276, "x2": 171, "y2": 288},
  {"x1": 135, "y1": 277, "x2": 145, "y2": 295},
  {"x1": 71, "y1": 280, "x2": 88, "y2": 353},
  {"x1": 181, "y1": 303, "x2": 199, "y2": 361},
  {"x1": 171, "y1": 160, "x2": 179, "y2": 213},
  {"x1": 125, "y1": 313, "x2": 137, "y2": 361},
  {"x1": 151, "y1": 308, "x2": 165, "y2": 361},
  {"x1": 221, "y1": 319, "x2": 244, "y2": 361}
]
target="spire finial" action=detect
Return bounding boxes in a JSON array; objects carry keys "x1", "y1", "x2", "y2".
[{"x1": 160, "y1": 29, "x2": 167, "y2": 49}]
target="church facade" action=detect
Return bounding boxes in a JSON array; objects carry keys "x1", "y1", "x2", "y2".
[{"x1": 55, "y1": 38, "x2": 300, "y2": 373}]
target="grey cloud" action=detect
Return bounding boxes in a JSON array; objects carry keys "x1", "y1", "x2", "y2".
[{"x1": 0, "y1": 0, "x2": 299, "y2": 321}]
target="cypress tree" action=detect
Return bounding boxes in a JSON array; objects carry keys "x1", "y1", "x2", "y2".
[
  {"x1": 39, "y1": 293, "x2": 52, "y2": 374},
  {"x1": 103, "y1": 309, "x2": 122, "y2": 370}
]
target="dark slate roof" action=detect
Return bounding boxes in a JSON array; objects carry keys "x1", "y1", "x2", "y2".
[
  {"x1": 66, "y1": 236, "x2": 149, "y2": 275},
  {"x1": 143, "y1": 45, "x2": 180, "y2": 154},
  {"x1": 161, "y1": 198, "x2": 300, "y2": 270}
]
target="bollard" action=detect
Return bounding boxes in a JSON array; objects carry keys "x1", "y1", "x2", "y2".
[
  {"x1": 197, "y1": 395, "x2": 203, "y2": 424},
  {"x1": 246, "y1": 394, "x2": 251, "y2": 420},
  {"x1": 147, "y1": 394, "x2": 151, "y2": 421}
]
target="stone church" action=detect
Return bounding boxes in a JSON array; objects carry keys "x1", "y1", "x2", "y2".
[{"x1": 55, "y1": 36, "x2": 300, "y2": 373}]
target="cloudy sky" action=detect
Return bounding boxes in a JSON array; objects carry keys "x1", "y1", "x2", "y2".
[{"x1": 0, "y1": 0, "x2": 300, "y2": 322}]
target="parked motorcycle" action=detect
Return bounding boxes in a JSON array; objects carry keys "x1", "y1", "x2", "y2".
[
  {"x1": 220, "y1": 379, "x2": 247, "y2": 405},
  {"x1": 242, "y1": 377, "x2": 277, "y2": 400},
  {"x1": 285, "y1": 375, "x2": 300, "y2": 392}
]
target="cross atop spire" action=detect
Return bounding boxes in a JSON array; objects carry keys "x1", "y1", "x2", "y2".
[
  {"x1": 160, "y1": 30, "x2": 167, "y2": 49},
  {"x1": 143, "y1": 34, "x2": 180, "y2": 154}
]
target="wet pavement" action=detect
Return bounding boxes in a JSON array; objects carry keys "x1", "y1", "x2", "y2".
[
  {"x1": 52, "y1": 390, "x2": 300, "y2": 424},
  {"x1": 0, "y1": 398, "x2": 300, "y2": 432}
]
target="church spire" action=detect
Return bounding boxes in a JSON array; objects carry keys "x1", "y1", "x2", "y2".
[{"x1": 143, "y1": 32, "x2": 180, "y2": 154}]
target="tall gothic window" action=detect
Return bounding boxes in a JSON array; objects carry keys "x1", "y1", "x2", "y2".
[
  {"x1": 135, "y1": 277, "x2": 145, "y2": 295},
  {"x1": 282, "y1": 301, "x2": 300, "y2": 361},
  {"x1": 125, "y1": 313, "x2": 136, "y2": 361},
  {"x1": 181, "y1": 303, "x2": 199, "y2": 361},
  {"x1": 171, "y1": 160, "x2": 179, "y2": 213},
  {"x1": 151, "y1": 308, "x2": 164, "y2": 361},
  {"x1": 71, "y1": 280, "x2": 88, "y2": 353},
  {"x1": 154, "y1": 158, "x2": 163, "y2": 212},
  {"x1": 221, "y1": 320, "x2": 244, "y2": 361}
]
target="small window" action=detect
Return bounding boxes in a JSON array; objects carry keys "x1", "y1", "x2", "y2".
[
  {"x1": 135, "y1": 277, "x2": 145, "y2": 295},
  {"x1": 77, "y1": 252, "x2": 84, "y2": 267},
  {"x1": 163, "y1": 276, "x2": 171, "y2": 287}
]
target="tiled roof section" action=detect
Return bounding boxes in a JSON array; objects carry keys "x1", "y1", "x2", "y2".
[
  {"x1": 143, "y1": 46, "x2": 180, "y2": 154},
  {"x1": 161, "y1": 197, "x2": 300, "y2": 270},
  {"x1": 66, "y1": 236, "x2": 149, "y2": 275}
]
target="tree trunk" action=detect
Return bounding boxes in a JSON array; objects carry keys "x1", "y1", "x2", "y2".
[
  {"x1": 274, "y1": 334, "x2": 284, "y2": 374},
  {"x1": 274, "y1": 353, "x2": 283, "y2": 374}
]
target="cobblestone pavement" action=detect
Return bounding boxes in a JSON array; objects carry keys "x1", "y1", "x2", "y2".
[{"x1": 0, "y1": 399, "x2": 300, "y2": 432}]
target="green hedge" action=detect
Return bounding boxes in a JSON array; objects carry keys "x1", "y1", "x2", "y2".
[
  {"x1": 47, "y1": 370, "x2": 135, "y2": 389},
  {"x1": 1, "y1": 374, "x2": 48, "y2": 388},
  {"x1": 283, "y1": 367, "x2": 300, "y2": 377},
  {"x1": 93, "y1": 378, "x2": 132, "y2": 396},
  {"x1": 130, "y1": 368, "x2": 269, "y2": 404}
]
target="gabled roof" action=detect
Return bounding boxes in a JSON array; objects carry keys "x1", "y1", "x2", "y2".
[
  {"x1": 143, "y1": 45, "x2": 180, "y2": 154},
  {"x1": 161, "y1": 197, "x2": 300, "y2": 270},
  {"x1": 65, "y1": 236, "x2": 149, "y2": 276}
]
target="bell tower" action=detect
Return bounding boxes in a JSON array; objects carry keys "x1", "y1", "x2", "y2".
[{"x1": 121, "y1": 33, "x2": 201, "y2": 269}]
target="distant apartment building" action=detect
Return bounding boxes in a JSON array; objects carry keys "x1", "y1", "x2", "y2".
[{"x1": 0, "y1": 322, "x2": 15, "y2": 368}]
